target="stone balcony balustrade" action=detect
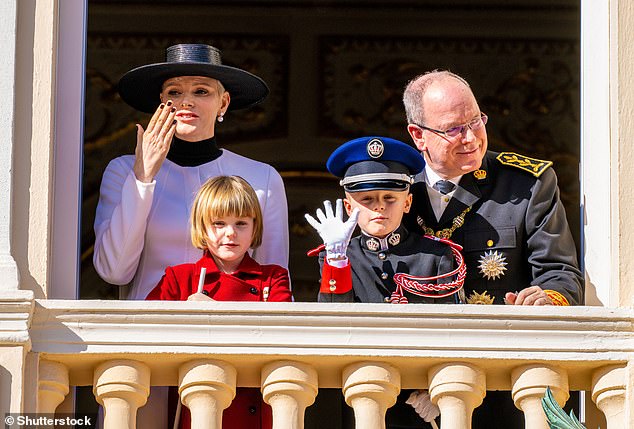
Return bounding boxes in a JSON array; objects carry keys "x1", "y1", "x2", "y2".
[{"x1": 2, "y1": 296, "x2": 633, "y2": 428}]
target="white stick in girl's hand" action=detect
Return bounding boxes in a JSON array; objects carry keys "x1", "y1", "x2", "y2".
[{"x1": 197, "y1": 267, "x2": 207, "y2": 294}]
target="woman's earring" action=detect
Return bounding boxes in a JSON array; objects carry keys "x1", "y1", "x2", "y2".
[{"x1": 217, "y1": 113, "x2": 224, "y2": 123}]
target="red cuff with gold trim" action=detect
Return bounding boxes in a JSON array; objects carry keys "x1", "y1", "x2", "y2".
[
  {"x1": 544, "y1": 290, "x2": 570, "y2": 306},
  {"x1": 320, "y1": 261, "x2": 353, "y2": 294}
]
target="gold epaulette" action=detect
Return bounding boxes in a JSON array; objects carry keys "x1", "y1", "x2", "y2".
[{"x1": 496, "y1": 152, "x2": 553, "y2": 177}]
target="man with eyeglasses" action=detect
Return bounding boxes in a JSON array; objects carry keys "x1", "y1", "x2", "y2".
[{"x1": 398, "y1": 70, "x2": 583, "y2": 428}]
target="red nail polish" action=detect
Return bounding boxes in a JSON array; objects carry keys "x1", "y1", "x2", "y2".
[
  {"x1": 166, "y1": 100, "x2": 172, "y2": 106},
  {"x1": 159, "y1": 103, "x2": 165, "y2": 109},
  {"x1": 171, "y1": 107, "x2": 176, "y2": 112}
]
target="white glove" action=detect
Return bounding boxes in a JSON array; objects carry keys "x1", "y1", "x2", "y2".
[
  {"x1": 305, "y1": 199, "x2": 359, "y2": 262},
  {"x1": 406, "y1": 390, "x2": 440, "y2": 423}
]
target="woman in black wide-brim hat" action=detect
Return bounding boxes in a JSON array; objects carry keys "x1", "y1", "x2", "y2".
[{"x1": 92, "y1": 45, "x2": 289, "y2": 428}]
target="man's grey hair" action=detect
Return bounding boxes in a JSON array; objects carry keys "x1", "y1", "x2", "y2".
[{"x1": 402, "y1": 70, "x2": 470, "y2": 124}]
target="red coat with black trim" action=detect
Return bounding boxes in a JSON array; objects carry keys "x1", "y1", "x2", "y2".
[
  {"x1": 147, "y1": 250, "x2": 291, "y2": 302},
  {"x1": 147, "y1": 251, "x2": 292, "y2": 429}
]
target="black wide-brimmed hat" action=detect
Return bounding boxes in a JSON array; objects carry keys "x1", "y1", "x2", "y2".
[{"x1": 118, "y1": 44, "x2": 270, "y2": 113}]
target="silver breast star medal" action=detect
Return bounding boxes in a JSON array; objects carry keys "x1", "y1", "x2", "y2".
[{"x1": 478, "y1": 250, "x2": 507, "y2": 280}]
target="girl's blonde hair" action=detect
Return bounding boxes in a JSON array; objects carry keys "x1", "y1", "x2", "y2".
[{"x1": 190, "y1": 176, "x2": 263, "y2": 249}]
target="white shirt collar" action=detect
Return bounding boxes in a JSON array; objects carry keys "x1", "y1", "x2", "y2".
[
  {"x1": 423, "y1": 166, "x2": 464, "y2": 221},
  {"x1": 424, "y1": 165, "x2": 462, "y2": 189}
]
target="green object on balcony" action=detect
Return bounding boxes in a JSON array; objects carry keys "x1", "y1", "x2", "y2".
[{"x1": 542, "y1": 387, "x2": 586, "y2": 429}]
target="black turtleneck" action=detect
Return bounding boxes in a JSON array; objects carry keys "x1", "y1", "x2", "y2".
[{"x1": 166, "y1": 136, "x2": 223, "y2": 167}]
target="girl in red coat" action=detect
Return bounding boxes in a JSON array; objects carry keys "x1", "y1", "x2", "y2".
[{"x1": 147, "y1": 175, "x2": 292, "y2": 429}]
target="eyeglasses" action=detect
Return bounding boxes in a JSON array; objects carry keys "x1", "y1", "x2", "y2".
[{"x1": 413, "y1": 113, "x2": 488, "y2": 138}]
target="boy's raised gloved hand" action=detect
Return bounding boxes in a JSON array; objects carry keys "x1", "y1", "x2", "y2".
[{"x1": 305, "y1": 199, "x2": 359, "y2": 263}]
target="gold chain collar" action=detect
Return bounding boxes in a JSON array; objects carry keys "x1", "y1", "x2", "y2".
[{"x1": 416, "y1": 207, "x2": 471, "y2": 239}]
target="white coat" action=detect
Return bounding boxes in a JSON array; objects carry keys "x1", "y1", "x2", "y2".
[{"x1": 93, "y1": 149, "x2": 289, "y2": 300}]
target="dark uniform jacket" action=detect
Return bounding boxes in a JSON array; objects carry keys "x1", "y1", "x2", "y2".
[
  {"x1": 403, "y1": 150, "x2": 583, "y2": 306},
  {"x1": 401, "y1": 150, "x2": 583, "y2": 429},
  {"x1": 317, "y1": 225, "x2": 462, "y2": 304}
]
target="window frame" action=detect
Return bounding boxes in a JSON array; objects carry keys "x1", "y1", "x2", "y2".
[
  {"x1": 50, "y1": 0, "x2": 610, "y2": 304},
  {"x1": 50, "y1": 0, "x2": 87, "y2": 299}
]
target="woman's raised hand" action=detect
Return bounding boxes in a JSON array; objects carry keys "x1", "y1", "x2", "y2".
[{"x1": 133, "y1": 101, "x2": 178, "y2": 183}]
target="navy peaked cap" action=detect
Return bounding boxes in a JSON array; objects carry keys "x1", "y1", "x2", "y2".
[{"x1": 327, "y1": 136, "x2": 425, "y2": 192}]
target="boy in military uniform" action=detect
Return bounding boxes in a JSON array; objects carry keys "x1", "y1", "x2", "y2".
[
  {"x1": 305, "y1": 136, "x2": 465, "y2": 304},
  {"x1": 305, "y1": 136, "x2": 464, "y2": 428}
]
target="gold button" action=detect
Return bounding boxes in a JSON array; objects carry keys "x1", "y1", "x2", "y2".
[
  {"x1": 487, "y1": 240, "x2": 494, "y2": 247},
  {"x1": 329, "y1": 279, "x2": 336, "y2": 286},
  {"x1": 443, "y1": 197, "x2": 450, "y2": 202},
  {"x1": 329, "y1": 285, "x2": 336, "y2": 292}
]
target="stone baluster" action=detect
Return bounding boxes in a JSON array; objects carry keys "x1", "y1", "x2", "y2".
[
  {"x1": 592, "y1": 365, "x2": 626, "y2": 428},
  {"x1": 511, "y1": 364, "x2": 569, "y2": 429},
  {"x1": 261, "y1": 360, "x2": 318, "y2": 429},
  {"x1": 342, "y1": 361, "x2": 400, "y2": 429},
  {"x1": 178, "y1": 359, "x2": 237, "y2": 429},
  {"x1": 37, "y1": 360, "x2": 69, "y2": 413},
  {"x1": 93, "y1": 359, "x2": 150, "y2": 429},
  {"x1": 428, "y1": 362, "x2": 486, "y2": 429}
]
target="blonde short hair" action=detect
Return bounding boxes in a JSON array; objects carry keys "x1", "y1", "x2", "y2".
[{"x1": 190, "y1": 176, "x2": 263, "y2": 249}]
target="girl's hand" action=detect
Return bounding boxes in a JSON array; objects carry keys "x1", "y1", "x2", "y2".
[
  {"x1": 187, "y1": 292, "x2": 215, "y2": 302},
  {"x1": 133, "y1": 101, "x2": 177, "y2": 183}
]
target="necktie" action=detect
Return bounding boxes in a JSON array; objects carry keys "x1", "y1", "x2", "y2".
[{"x1": 433, "y1": 180, "x2": 456, "y2": 195}]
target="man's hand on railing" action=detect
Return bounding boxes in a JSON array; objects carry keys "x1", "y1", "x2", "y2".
[{"x1": 505, "y1": 285, "x2": 553, "y2": 306}]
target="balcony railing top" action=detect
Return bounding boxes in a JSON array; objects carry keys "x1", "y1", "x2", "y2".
[{"x1": 17, "y1": 299, "x2": 634, "y2": 389}]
